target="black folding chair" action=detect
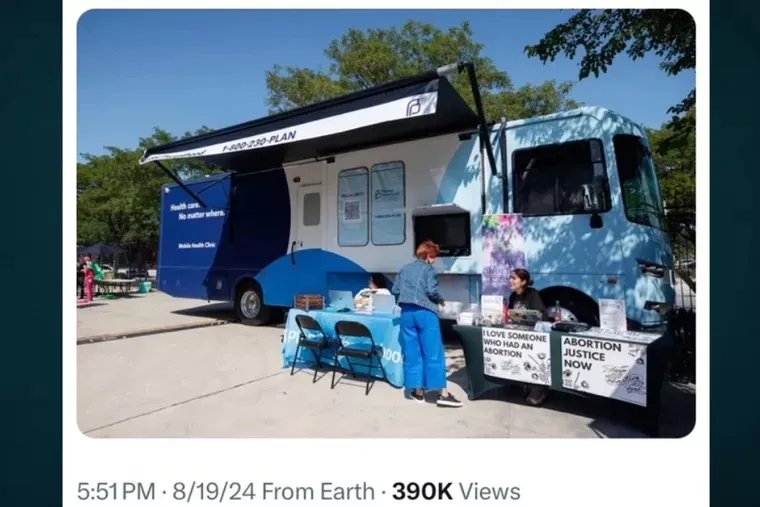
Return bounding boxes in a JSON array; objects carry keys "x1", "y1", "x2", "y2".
[
  {"x1": 291, "y1": 314, "x2": 331, "y2": 383},
  {"x1": 332, "y1": 320, "x2": 388, "y2": 395}
]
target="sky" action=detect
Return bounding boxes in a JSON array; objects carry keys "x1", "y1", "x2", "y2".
[{"x1": 77, "y1": 9, "x2": 695, "y2": 157}]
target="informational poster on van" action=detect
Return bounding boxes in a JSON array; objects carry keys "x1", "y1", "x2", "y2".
[
  {"x1": 164, "y1": 188, "x2": 228, "y2": 252},
  {"x1": 337, "y1": 168, "x2": 369, "y2": 246},
  {"x1": 599, "y1": 298, "x2": 627, "y2": 333},
  {"x1": 481, "y1": 214, "x2": 526, "y2": 297},
  {"x1": 370, "y1": 162, "x2": 405, "y2": 245},
  {"x1": 482, "y1": 327, "x2": 551, "y2": 385},
  {"x1": 561, "y1": 335, "x2": 648, "y2": 407}
]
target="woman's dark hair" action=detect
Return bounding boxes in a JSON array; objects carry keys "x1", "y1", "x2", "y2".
[
  {"x1": 370, "y1": 273, "x2": 388, "y2": 289},
  {"x1": 511, "y1": 268, "x2": 534, "y2": 287}
]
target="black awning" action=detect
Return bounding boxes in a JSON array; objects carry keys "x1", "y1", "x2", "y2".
[{"x1": 140, "y1": 68, "x2": 480, "y2": 172}]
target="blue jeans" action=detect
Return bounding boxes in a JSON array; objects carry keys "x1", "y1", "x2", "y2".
[{"x1": 399, "y1": 304, "x2": 446, "y2": 390}]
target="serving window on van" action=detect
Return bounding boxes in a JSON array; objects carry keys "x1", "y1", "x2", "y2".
[
  {"x1": 513, "y1": 139, "x2": 611, "y2": 217},
  {"x1": 413, "y1": 210, "x2": 472, "y2": 257}
]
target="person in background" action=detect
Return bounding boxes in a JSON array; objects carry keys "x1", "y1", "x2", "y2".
[
  {"x1": 508, "y1": 268, "x2": 549, "y2": 321},
  {"x1": 83, "y1": 256, "x2": 95, "y2": 302},
  {"x1": 354, "y1": 273, "x2": 392, "y2": 310},
  {"x1": 508, "y1": 268, "x2": 550, "y2": 406},
  {"x1": 392, "y1": 240, "x2": 462, "y2": 408},
  {"x1": 90, "y1": 256, "x2": 105, "y2": 282},
  {"x1": 77, "y1": 256, "x2": 85, "y2": 300}
]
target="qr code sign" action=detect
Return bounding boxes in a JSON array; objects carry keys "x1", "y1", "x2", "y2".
[{"x1": 343, "y1": 200, "x2": 361, "y2": 222}]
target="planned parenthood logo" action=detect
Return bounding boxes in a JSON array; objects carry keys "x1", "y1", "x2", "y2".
[
  {"x1": 374, "y1": 189, "x2": 400, "y2": 202},
  {"x1": 406, "y1": 98, "x2": 422, "y2": 117}
]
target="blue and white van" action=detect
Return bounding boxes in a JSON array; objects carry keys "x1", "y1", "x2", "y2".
[{"x1": 144, "y1": 63, "x2": 674, "y2": 329}]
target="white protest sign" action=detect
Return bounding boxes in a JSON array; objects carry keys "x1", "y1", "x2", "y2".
[
  {"x1": 482, "y1": 327, "x2": 551, "y2": 385},
  {"x1": 582, "y1": 326, "x2": 661, "y2": 344},
  {"x1": 599, "y1": 299, "x2": 627, "y2": 333},
  {"x1": 560, "y1": 335, "x2": 648, "y2": 407}
]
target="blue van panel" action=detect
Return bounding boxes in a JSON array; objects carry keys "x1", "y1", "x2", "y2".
[{"x1": 158, "y1": 170, "x2": 291, "y2": 301}]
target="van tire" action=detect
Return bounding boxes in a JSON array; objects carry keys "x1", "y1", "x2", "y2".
[
  {"x1": 541, "y1": 288, "x2": 600, "y2": 327},
  {"x1": 234, "y1": 282, "x2": 271, "y2": 326}
]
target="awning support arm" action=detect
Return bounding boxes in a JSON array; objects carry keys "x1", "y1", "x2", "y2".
[
  {"x1": 457, "y1": 62, "x2": 500, "y2": 180},
  {"x1": 495, "y1": 118, "x2": 508, "y2": 180},
  {"x1": 153, "y1": 160, "x2": 208, "y2": 208},
  {"x1": 499, "y1": 117, "x2": 509, "y2": 213},
  {"x1": 447, "y1": 62, "x2": 501, "y2": 215}
]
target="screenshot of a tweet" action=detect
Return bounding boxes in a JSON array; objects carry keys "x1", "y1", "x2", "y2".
[{"x1": 65, "y1": 3, "x2": 707, "y2": 506}]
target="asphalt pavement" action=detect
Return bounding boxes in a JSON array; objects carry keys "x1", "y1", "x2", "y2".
[{"x1": 76, "y1": 297, "x2": 695, "y2": 438}]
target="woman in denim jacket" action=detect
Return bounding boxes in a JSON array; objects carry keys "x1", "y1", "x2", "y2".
[{"x1": 392, "y1": 240, "x2": 462, "y2": 408}]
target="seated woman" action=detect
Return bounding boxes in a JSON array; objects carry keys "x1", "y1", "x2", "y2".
[
  {"x1": 354, "y1": 273, "x2": 392, "y2": 310},
  {"x1": 508, "y1": 268, "x2": 550, "y2": 406},
  {"x1": 508, "y1": 268, "x2": 549, "y2": 321}
]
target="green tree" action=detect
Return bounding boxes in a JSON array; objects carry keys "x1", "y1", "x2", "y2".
[
  {"x1": 647, "y1": 109, "x2": 696, "y2": 285},
  {"x1": 525, "y1": 9, "x2": 695, "y2": 115},
  {"x1": 266, "y1": 20, "x2": 580, "y2": 121},
  {"x1": 647, "y1": 107, "x2": 695, "y2": 208},
  {"x1": 77, "y1": 128, "x2": 220, "y2": 254}
]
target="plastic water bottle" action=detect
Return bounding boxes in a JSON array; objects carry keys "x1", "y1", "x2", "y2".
[{"x1": 555, "y1": 301, "x2": 562, "y2": 323}]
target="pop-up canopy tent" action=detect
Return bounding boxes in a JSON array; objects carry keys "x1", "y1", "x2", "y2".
[
  {"x1": 79, "y1": 243, "x2": 126, "y2": 256},
  {"x1": 78, "y1": 243, "x2": 128, "y2": 275},
  {"x1": 140, "y1": 62, "x2": 498, "y2": 209}
]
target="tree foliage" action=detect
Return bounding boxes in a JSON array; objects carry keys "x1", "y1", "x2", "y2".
[
  {"x1": 648, "y1": 107, "x2": 696, "y2": 209},
  {"x1": 266, "y1": 20, "x2": 581, "y2": 121},
  {"x1": 77, "y1": 128, "x2": 220, "y2": 251},
  {"x1": 526, "y1": 8, "x2": 697, "y2": 255},
  {"x1": 525, "y1": 9, "x2": 696, "y2": 115},
  {"x1": 80, "y1": 18, "x2": 699, "y2": 265},
  {"x1": 649, "y1": 109, "x2": 695, "y2": 275}
]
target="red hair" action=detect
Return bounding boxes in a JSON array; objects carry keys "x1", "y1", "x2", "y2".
[{"x1": 416, "y1": 240, "x2": 440, "y2": 261}]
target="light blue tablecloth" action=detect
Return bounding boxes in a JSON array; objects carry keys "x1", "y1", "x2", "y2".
[{"x1": 282, "y1": 308, "x2": 404, "y2": 388}]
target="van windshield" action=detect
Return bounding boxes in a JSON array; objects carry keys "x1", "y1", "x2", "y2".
[{"x1": 613, "y1": 134, "x2": 664, "y2": 230}]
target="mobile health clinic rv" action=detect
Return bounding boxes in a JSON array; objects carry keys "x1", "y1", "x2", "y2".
[{"x1": 141, "y1": 62, "x2": 675, "y2": 329}]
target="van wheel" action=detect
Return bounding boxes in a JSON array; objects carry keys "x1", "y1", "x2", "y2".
[
  {"x1": 542, "y1": 290, "x2": 600, "y2": 327},
  {"x1": 235, "y1": 283, "x2": 271, "y2": 326}
]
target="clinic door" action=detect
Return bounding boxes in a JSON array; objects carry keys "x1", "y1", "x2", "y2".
[{"x1": 296, "y1": 183, "x2": 323, "y2": 252}]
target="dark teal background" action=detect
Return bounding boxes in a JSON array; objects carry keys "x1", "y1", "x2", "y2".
[
  {"x1": 0, "y1": 4, "x2": 752, "y2": 506},
  {"x1": 0, "y1": 1, "x2": 62, "y2": 505},
  {"x1": 711, "y1": 3, "x2": 760, "y2": 507}
]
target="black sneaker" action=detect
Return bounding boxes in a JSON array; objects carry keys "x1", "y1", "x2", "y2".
[
  {"x1": 408, "y1": 390, "x2": 425, "y2": 403},
  {"x1": 436, "y1": 393, "x2": 463, "y2": 408}
]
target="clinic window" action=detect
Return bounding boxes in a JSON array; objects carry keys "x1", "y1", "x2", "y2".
[
  {"x1": 513, "y1": 139, "x2": 612, "y2": 216},
  {"x1": 302, "y1": 192, "x2": 321, "y2": 226},
  {"x1": 337, "y1": 167, "x2": 369, "y2": 246},
  {"x1": 370, "y1": 161, "x2": 406, "y2": 246}
]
